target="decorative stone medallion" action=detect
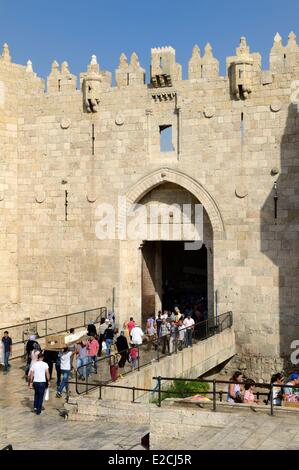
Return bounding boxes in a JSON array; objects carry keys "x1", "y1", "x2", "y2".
[
  {"x1": 60, "y1": 118, "x2": 71, "y2": 129},
  {"x1": 115, "y1": 113, "x2": 124, "y2": 126},
  {"x1": 203, "y1": 106, "x2": 215, "y2": 118},
  {"x1": 35, "y1": 191, "x2": 46, "y2": 204},
  {"x1": 235, "y1": 186, "x2": 248, "y2": 198},
  {"x1": 270, "y1": 100, "x2": 282, "y2": 112},
  {"x1": 86, "y1": 193, "x2": 97, "y2": 203},
  {"x1": 271, "y1": 167, "x2": 279, "y2": 176}
]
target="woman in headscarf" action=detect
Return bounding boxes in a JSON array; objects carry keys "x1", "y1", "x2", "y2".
[{"x1": 116, "y1": 331, "x2": 129, "y2": 378}]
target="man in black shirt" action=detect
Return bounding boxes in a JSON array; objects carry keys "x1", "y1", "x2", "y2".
[{"x1": 2, "y1": 331, "x2": 12, "y2": 372}]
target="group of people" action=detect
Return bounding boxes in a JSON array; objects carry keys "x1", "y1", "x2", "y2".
[
  {"x1": 227, "y1": 370, "x2": 299, "y2": 405},
  {"x1": 142, "y1": 309, "x2": 197, "y2": 354}
]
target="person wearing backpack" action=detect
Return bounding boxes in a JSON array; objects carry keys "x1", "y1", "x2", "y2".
[{"x1": 104, "y1": 324, "x2": 114, "y2": 356}]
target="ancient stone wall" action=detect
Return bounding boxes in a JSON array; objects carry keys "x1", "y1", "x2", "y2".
[{"x1": 1, "y1": 33, "x2": 299, "y2": 374}]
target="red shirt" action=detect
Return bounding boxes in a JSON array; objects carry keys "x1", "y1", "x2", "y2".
[
  {"x1": 128, "y1": 321, "x2": 136, "y2": 333},
  {"x1": 87, "y1": 339, "x2": 99, "y2": 356},
  {"x1": 130, "y1": 347, "x2": 138, "y2": 359}
]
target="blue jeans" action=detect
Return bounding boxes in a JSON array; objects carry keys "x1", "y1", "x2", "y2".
[
  {"x1": 4, "y1": 351, "x2": 10, "y2": 370},
  {"x1": 77, "y1": 357, "x2": 88, "y2": 378},
  {"x1": 33, "y1": 382, "x2": 46, "y2": 414},
  {"x1": 186, "y1": 329, "x2": 193, "y2": 347},
  {"x1": 58, "y1": 369, "x2": 71, "y2": 394},
  {"x1": 105, "y1": 339, "x2": 113, "y2": 357},
  {"x1": 87, "y1": 356, "x2": 98, "y2": 375}
]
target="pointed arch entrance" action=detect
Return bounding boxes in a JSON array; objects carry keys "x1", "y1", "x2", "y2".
[{"x1": 117, "y1": 168, "x2": 225, "y2": 327}]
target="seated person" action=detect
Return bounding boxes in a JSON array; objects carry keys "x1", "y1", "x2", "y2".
[
  {"x1": 283, "y1": 373, "x2": 299, "y2": 402},
  {"x1": 243, "y1": 379, "x2": 259, "y2": 404},
  {"x1": 270, "y1": 372, "x2": 284, "y2": 406}
]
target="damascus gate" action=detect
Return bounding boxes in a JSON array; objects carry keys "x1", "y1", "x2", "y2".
[{"x1": 1, "y1": 32, "x2": 299, "y2": 376}]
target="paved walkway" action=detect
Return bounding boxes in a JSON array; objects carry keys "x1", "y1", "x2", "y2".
[{"x1": 0, "y1": 359, "x2": 148, "y2": 450}]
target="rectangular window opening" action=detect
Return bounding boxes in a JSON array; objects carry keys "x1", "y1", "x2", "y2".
[{"x1": 159, "y1": 125, "x2": 174, "y2": 152}]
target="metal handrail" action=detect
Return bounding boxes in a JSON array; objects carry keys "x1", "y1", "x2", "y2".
[
  {"x1": 1, "y1": 444, "x2": 13, "y2": 450},
  {"x1": 152, "y1": 376, "x2": 299, "y2": 415},
  {"x1": 69, "y1": 375, "x2": 299, "y2": 416},
  {"x1": 76, "y1": 311, "x2": 233, "y2": 394},
  {"x1": 0, "y1": 306, "x2": 107, "y2": 359}
]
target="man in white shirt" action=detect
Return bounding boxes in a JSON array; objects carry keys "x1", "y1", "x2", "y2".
[
  {"x1": 56, "y1": 347, "x2": 74, "y2": 398},
  {"x1": 183, "y1": 315, "x2": 195, "y2": 347},
  {"x1": 177, "y1": 319, "x2": 186, "y2": 351},
  {"x1": 130, "y1": 325, "x2": 144, "y2": 346},
  {"x1": 28, "y1": 352, "x2": 50, "y2": 415},
  {"x1": 161, "y1": 310, "x2": 168, "y2": 321}
]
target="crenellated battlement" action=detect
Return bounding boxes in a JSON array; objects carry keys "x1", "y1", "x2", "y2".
[{"x1": 2, "y1": 32, "x2": 299, "y2": 100}]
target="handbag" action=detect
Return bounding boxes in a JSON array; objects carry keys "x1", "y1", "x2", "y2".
[{"x1": 44, "y1": 388, "x2": 50, "y2": 401}]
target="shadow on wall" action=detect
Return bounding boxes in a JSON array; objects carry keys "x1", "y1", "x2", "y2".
[{"x1": 261, "y1": 103, "x2": 299, "y2": 372}]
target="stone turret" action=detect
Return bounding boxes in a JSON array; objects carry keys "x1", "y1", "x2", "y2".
[
  {"x1": 115, "y1": 52, "x2": 145, "y2": 87},
  {"x1": 47, "y1": 60, "x2": 60, "y2": 92},
  {"x1": 80, "y1": 55, "x2": 112, "y2": 113},
  {"x1": 188, "y1": 45, "x2": 202, "y2": 79},
  {"x1": 26, "y1": 60, "x2": 33, "y2": 73},
  {"x1": 60, "y1": 61, "x2": 77, "y2": 92},
  {"x1": 226, "y1": 37, "x2": 261, "y2": 100},
  {"x1": 270, "y1": 32, "x2": 299, "y2": 73},
  {"x1": 188, "y1": 43, "x2": 219, "y2": 80},
  {"x1": 150, "y1": 46, "x2": 182, "y2": 87},
  {"x1": 1, "y1": 43, "x2": 11, "y2": 62},
  {"x1": 47, "y1": 60, "x2": 76, "y2": 93},
  {"x1": 201, "y1": 43, "x2": 219, "y2": 79}
]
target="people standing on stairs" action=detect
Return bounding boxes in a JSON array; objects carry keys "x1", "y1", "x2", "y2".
[
  {"x1": 183, "y1": 314, "x2": 195, "y2": 347},
  {"x1": 109, "y1": 342, "x2": 120, "y2": 382},
  {"x1": 130, "y1": 324, "x2": 144, "y2": 346},
  {"x1": 86, "y1": 335, "x2": 99, "y2": 375},
  {"x1": 169, "y1": 321, "x2": 178, "y2": 354},
  {"x1": 76, "y1": 341, "x2": 88, "y2": 380},
  {"x1": 87, "y1": 321, "x2": 97, "y2": 337},
  {"x1": 98, "y1": 318, "x2": 108, "y2": 356},
  {"x1": 160, "y1": 319, "x2": 170, "y2": 355},
  {"x1": 129, "y1": 345, "x2": 139, "y2": 371},
  {"x1": 116, "y1": 331, "x2": 129, "y2": 379},
  {"x1": 56, "y1": 347, "x2": 74, "y2": 398},
  {"x1": 127, "y1": 317, "x2": 136, "y2": 334},
  {"x1": 104, "y1": 324, "x2": 114, "y2": 356},
  {"x1": 155, "y1": 312, "x2": 162, "y2": 338}
]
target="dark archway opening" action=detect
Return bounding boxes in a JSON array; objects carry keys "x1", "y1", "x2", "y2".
[
  {"x1": 141, "y1": 241, "x2": 208, "y2": 326},
  {"x1": 162, "y1": 241, "x2": 207, "y2": 311}
]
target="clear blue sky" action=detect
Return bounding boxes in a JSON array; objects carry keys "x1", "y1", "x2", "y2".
[{"x1": 1, "y1": 0, "x2": 299, "y2": 80}]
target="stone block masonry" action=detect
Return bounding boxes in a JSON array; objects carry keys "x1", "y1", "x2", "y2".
[{"x1": 1, "y1": 32, "x2": 299, "y2": 376}]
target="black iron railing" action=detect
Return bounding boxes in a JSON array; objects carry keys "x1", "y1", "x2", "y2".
[
  {"x1": 1, "y1": 444, "x2": 13, "y2": 450},
  {"x1": 0, "y1": 306, "x2": 107, "y2": 359},
  {"x1": 153, "y1": 376, "x2": 299, "y2": 416},
  {"x1": 68, "y1": 376, "x2": 299, "y2": 417},
  {"x1": 76, "y1": 311, "x2": 233, "y2": 395}
]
